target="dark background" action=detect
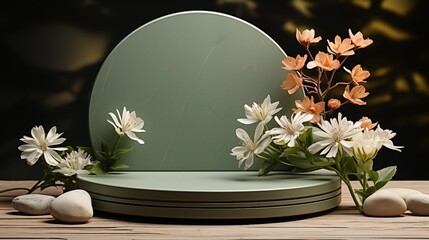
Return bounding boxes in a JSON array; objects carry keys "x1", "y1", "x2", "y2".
[{"x1": 1, "y1": 0, "x2": 428, "y2": 180}]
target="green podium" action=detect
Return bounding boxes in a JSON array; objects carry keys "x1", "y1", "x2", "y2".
[{"x1": 77, "y1": 11, "x2": 340, "y2": 219}]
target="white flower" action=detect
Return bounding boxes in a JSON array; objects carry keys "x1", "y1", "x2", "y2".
[
  {"x1": 107, "y1": 107, "x2": 146, "y2": 144},
  {"x1": 238, "y1": 95, "x2": 282, "y2": 125},
  {"x1": 372, "y1": 125, "x2": 403, "y2": 152},
  {"x1": 352, "y1": 125, "x2": 403, "y2": 161},
  {"x1": 53, "y1": 149, "x2": 93, "y2": 176},
  {"x1": 351, "y1": 129, "x2": 381, "y2": 161},
  {"x1": 267, "y1": 112, "x2": 313, "y2": 147},
  {"x1": 230, "y1": 123, "x2": 271, "y2": 170},
  {"x1": 18, "y1": 126, "x2": 67, "y2": 166},
  {"x1": 308, "y1": 113, "x2": 362, "y2": 158}
]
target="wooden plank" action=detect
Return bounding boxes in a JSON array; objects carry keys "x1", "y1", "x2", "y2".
[{"x1": 0, "y1": 180, "x2": 428, "y2": 239}]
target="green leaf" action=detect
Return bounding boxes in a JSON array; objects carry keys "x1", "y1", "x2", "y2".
[
  {"x1": 341, "y1": 156, "x2": 357, "y2": 176},
  {"x1": 98, "y1": 151, "x2": 111, "y2": 159},
  {"x1": 364, "y1": 159, "x2": 374, "y2": 170},
  {"x1": 375, "y1": 166, "x2": 397, "y2": 189},
  {"x1": 365, "y1": 169, "x2": 379, "y2": 182},
  {"x1": 91, "y1": 161, "x2": 107, "y2": 175},
  {"x1": 280, "y1": 147, "x2": 300, "y2": 157},
  {"x1": 310, "y1": 154, "x2": 333, "y2": 167},
  {"x1": 114, "y1": 147, "x2": 133, "y2": 155},
  {"x1": 110, "y1": 162, "x2": 129, "y2": 170},
  {"x1": 363, "y1": 186, "x2": 378, "y2": 200},
  {"x1": 258, "y1": 161, "x2": 279, "y2": 176},
  {"x1": 287, "y1": 151, "x2": 319, "y2": 171},
  {"x1": 312, "y1": 160, "x2": 335, "y2": 167},
  {"x1": 100, "y1": 138, "x2": 110, "y2": 153},
  {"x1": 297, "y1": 127, "x2": 313, "y2": 147}
]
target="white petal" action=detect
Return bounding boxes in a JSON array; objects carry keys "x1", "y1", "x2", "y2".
[
  {"x1": 243, "y1": 154, "x2": 254, "y2": 170},
  {"x1": 308, "y1": 140, "x2": 331, "y2": 154},
  {"x1": 25, "y1": 151, "x2": 42, "y2": 165},
  {"x1": 255, "y1": 137, "x2": 271, "y2": 154},
  {"x1": 45, "y1": 126, "x2": 58, "y2": 142},
  {"x1": 343, "y1": 66, "x2": 351, "y2": 74},
  {"x1": 237, "y1": 118, "x2": 257, "y2": 124},
  {"x1": 44, "y1": 150, "x2": 62, "y2": 166},
  {"x1": 108, "y1": 113, "x2": 121, "y2": 128},
  {"x1": 50, "y1": 137, "x2": 66, "y2": 146},
  {"x1": 231, "y1": 146, "x2": 247, "y2": 155},
  {"x1": 76, "y1": 170, "x2": 91, "y2": 175},
  {"x1": 287, "y1": 138, "x2": 296, "y2": 147},
  {"x1": 126, "y1": 132, "x2": 145, "y2": 144},
  {"x1": 307, "y1": 61, "x2": 317, "y2": 69},
  {"x1": 254, "y1": 122, "x2": 264, "y2": 141},
  {"x1": 267, "y1": 128, "x2": 286, "y2": 136},
  {"x1": 235, "y1": 128, "x2": 250, "y2": 141},
  {"x1": 326, "y1": 143, "x2": 339, "y2": 158}
]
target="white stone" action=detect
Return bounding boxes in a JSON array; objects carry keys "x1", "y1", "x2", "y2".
[
  {"x1": 12, "y1": 194, "x2": 55, "y2": 215},
  {"x1": 406, "y1": 193, "x2": 429, "y2": 216},
  {"x1": 384, "y1": 188, "x2": 422, "y2": 201},
  {"x1": 49, "y1": 189, "x2": 93, "y2": 223},
  {"x1": 363, "y1": 189, "x2": 407, "y2": 217}
]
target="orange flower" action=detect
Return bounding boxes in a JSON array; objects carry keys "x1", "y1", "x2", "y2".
[
  {"x1": 281, "y1": 73, "x2": 303, "y2": 95},
  {"x1": 307, "y1": 51, "x2": 340, "y2": 71},
  {"x1": 348, "y1": 29, "x2": 373, "y2": 49},
  {"x1": 343, "y1": 85, "x2": 369, "y2": 105},
  {"x1": 296, "y1": 28, "x2": 322, "y2": 45},
  {"x1": 344, "y1": 64, "x2": 370, "y2": 85},
  {"x1": 327, "y1": 98, "x2": 341, "y2": 110},
  {"x1": 358, "y1": 116, "x2": 377, "y2": 130},
  {"x1": 293, "y1": 96, "x2": 325, "y2": 123},
  {"x1": 282, "y1": 54, "x2": 307, "y2": 71},
  {"x1": 327, "y1": 35, "x2": 355, "y2": 56}
]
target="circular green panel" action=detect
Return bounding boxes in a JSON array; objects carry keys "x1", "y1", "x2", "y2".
[{"x1": 89, "y1": 11, "x2": 303, "y2": 170}]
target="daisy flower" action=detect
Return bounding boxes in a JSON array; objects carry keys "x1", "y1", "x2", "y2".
[
  {"x1": 267, "y1": 112, "x2": 313, "y2": 147},
  {"x1": 53, "y1": 149, "x2": 93, "y2": 176},
  {"x1": 18, "y1": 126, "x2": 67, "y2": 166},
  {"x1": 238, "y1": 95, "x2": 282, "y2": 125},
  {"x1": 308, "y1": 113, "x2": 362, "y2": 158},
  {"x1": 230, "y1": 123, "x2": 271, "y2": 170},
  {"x1": 108, "y1": 107, "x2": 146, "y2": 144}
]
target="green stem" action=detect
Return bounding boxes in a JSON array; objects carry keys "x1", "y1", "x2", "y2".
[
  {"x1": 267, "y1": 144, "x2": 281, "y2": 154},
  {"x1": 0, "y1": 187, "x2": 31, "y2": 194},
  {"x1": 256, "y1": 154, "x2": 272, "y2": 161},
  {"x1": 0, "y1": 177, "x2": 45, "y2": 195},
  {"x1": 111, "y1": 134, "x2": 124, "y2": 155},
  {"x1": 327, "y1": 166, "x2": 363, "y2": 213},
  {"x1": 27, "y1": 178, "x2": 44, "y2": 194},
  {"x1": 343, "y1": 175, "x2": 363, "y2": 214},
  {"x1": 362, "y1": 168, "x2": 368, "y2": 195}
]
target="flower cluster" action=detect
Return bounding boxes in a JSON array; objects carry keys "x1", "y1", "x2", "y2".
[
  {"x1": 230, "y1": 29, "x2": 403, "y2": 213},
  {"x1": 1, "y1": 107, "x2": 145, "y2": 194}
]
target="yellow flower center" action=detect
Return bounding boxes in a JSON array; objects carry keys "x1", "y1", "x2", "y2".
[
  {"x1": 243, "y1": 139, "x2": 257, "y2": 151},
  {"x1": 40, "y1": 141, "x2": 48, "y2": 151},
  {"x1": 252, "y1": 104, "x2": 266, "y2": 121}
]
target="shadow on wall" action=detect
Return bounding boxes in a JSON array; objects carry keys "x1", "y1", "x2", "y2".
[{"x1": 1, "y1": 0, "x2": 428, "y2": 179}]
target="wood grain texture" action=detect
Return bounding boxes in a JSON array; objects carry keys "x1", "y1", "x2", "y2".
[{"x1": 1, "y1": 180, "x2": 428, "y2": 239}]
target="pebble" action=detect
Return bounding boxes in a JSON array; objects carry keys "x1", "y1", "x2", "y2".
[
  {"x1": 406, "y1": 193, "x2": 429, "y2": 216},
  {"x1": 363, "y1": 189, "x2": 406, "y2": 217},
  {"x1": 49, "y1": 189, "x2": 93, "y2": 223},
  {"x1": 384, "y1": 188, "x2": 422, "y2": 201},
  {"x1": 12, "y1": 194, "x2": 55, "y2": 215}
]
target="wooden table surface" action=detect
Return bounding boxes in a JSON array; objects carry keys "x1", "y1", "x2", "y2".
[{"x1": 1, "y1": 180, "x2": 428, "y2": 239}]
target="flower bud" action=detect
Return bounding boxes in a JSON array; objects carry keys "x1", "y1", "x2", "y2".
[
  {"x1": 328, "y1": 98, "x2": 341, "y2": 110},
  {"x1": 358, "y1": 116, "x2": 377, "y2": 130}
]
